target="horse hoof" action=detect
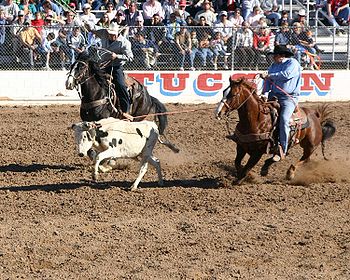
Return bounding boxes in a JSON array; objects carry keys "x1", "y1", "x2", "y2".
[{"x1": 261, "y1": 168, "x2": 268, "y2": 177}]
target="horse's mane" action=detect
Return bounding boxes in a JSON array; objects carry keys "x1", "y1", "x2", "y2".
[
  {"x1": 238, "y1": 77, "x2": 267, "y2": 106},
  {"x1": 76, "y1": 52, "x2": 112, "y2": 91}
]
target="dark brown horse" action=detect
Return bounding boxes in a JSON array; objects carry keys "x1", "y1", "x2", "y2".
[
  {"x1": 215, "y1": 77, "x2": 336, "y2": 184},
  {"x1": 65, "y1": 51, "x2": 169, "y2": 135}
]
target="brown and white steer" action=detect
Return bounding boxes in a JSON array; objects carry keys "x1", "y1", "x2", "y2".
[{"x1": 71, "y1": 117, "x2": 178, "y2": 190}]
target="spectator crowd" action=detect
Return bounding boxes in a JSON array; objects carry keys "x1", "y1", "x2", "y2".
[{"x1": 0, "y1": 0, "x2": 346, "y2": 70}]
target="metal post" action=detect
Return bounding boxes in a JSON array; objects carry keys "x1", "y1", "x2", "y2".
[
  {"x1": 289, "y1": 0, "x2": 293, "y2": 19},
  {"x1": 306, "y1": 0, "x2": 310, "y2": 26}
]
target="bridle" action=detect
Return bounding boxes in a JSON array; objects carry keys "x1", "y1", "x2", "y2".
[
  {"x1": 219, "y1": 82, "x2": 256, "y2": 113},
  {"x1": 67, "y1": 60, "x2": 95, "y2": 88}
]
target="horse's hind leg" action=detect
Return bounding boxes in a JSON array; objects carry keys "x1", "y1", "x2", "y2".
[{"x1": 286, "y1": 145, "x2": 316, "y2": 180}]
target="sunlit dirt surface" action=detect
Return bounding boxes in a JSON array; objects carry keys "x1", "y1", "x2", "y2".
[{"x1": 0, "y1": 102, "x2": 349, "y2": 279}]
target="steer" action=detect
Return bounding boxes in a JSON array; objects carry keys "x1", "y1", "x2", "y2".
[{"x1": 71, "y1": 117, "x2": 178, "y2": 190}]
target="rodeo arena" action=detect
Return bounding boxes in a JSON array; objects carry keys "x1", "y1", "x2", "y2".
[{"x1": 1, "y1": 0, "x2": 350, "y2": 278}]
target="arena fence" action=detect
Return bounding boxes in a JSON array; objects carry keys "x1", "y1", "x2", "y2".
[{"x1": 0, "y1": 24, "x2": 349, "y2": 71}]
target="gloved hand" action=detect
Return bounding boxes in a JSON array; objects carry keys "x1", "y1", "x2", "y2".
[{"x1": 260, "y1": 72, "x2": 269, "y2": 79}]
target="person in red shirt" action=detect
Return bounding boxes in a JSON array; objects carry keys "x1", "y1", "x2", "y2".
[
  {"x1": 327, "y1": 0, "x2": 350, "y2": 26},
  {"x1": 253, "y1": 23, "x2": 273, "y2": 68}
]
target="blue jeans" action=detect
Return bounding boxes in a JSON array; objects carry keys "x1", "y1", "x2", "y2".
[
  {"x1": 269, "y1": 92, "x2": 298, "y2": 154},
  {"x1": 106, "y1": 66, "x2": 130, "y2": 113}
]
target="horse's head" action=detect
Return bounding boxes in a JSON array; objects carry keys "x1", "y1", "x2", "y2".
[
  {"x1": 66, "y1": 54, "x2": 91, "y2": 90},
  {"x1": 215, "y1": 77, "x2": 250, "y2": 119}
]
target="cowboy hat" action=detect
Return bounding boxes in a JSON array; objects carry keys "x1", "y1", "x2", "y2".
[
  {"x1": 107, "y1": 22, "x2": 119, "y2": 35},
  {"x1": 267, "y1": 45, "x2": 294, "y2": 57}
]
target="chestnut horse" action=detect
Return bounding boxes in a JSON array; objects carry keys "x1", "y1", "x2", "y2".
[{"x1": 215, "y1": 77, "x2": 336, "y2": 184}]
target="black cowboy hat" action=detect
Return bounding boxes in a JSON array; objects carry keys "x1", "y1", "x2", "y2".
[{"x1": 267, "y1": 45, "x2": 294, "y2": 57}]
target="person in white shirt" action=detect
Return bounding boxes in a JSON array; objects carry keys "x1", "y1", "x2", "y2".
[
  {"x1": 194, "y1": 0, "x2": 216, "y2": 26},
  {"x1": 80, "y1": 3, "x2": 97, "y2": 27},
  {"x1": 142, "y1": 0, "x2": 164, "y2": 25},
  {"x1": 246, "y1": 5, "x2": 264, "y2": 27},
  {"x1": 213, "y1": 10, "x2": 234, "y2": 51}
]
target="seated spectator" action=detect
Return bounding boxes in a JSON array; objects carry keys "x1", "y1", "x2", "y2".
[
  {"x1": 278, "y1": 10, "x2": 291, "y2": 26},
  {"x1": 165, "y1": 12, "x2": 180, "y2": 43},
  {"x1": 105, "y1": 2, "x2": 117, "y2": 22},
  {"x1": 0, "y1": 0, "x2": 19, "y2": 23},
  {"x1": 291, "y1": 8, "x2": 307, "y2": 28},
  {"x1": 252, "y1": 22, "x2": 272, "y2": 67},
  {"x1": 18, "y1": 0, "x2": 37, "y2": 19},
  {"x1": 40, "y1": 0, "x2": 60, "y2": 20},
  {"x1": 227, "y1": 0, "x2": 238, "y2": 13},
  {"x1": 185, "y1": 15, "x2": 198, "y2": 32},
  {"x1": 289, "y1": 22, "x2": 307, "y2": 63},
  {"x1": 196, "y1": 15, "x2": 213, "y2": 40},
  {"x1": 30, "y1": 11, "x2": 45, "y2": 34},
  {"x1": 234, "y1": 21, "x2": 255, "y2": 69},
  {"x1": 174, "y1": 0, "x2": 190, "y2": 25},
  {"x1": 129, "y1": 15, "x2": 146, "y2": 39},
  {"x1": 189, "y1": 29, "x2": 201, "y2": 70},
  {"x1": 97, "y1": 12, "x2": 110, "y2": 28},
  {"x1": 67, "y1": 26, "x2": 86, "y2": 63},
  {"x1": 111, "y1": 9, "x2": 127, "y2": 26},
  {"x1": 274, "y1": 22, "x2": 292, "y2": 46},
  {"x1": 18, "y1": 20, "x2": 42, "y2": 64},
  {"x1": 326, "y1": 0, "x2": 350, "y2": 28},
  {"x1": 132, "y1": 31, "x2": 159, "y2": 69},
  {"x1": 213, "y1": 10, "x2": 234, "y2": 52},
  {"x1": 80, "y1": 3, "x2": 97, "y2": 27},
  {"x1": 163, "y1": 0, "x2": 177, "y2": 24},
  {"x1": 0, "y1": 9, "x2": 6, "y2": 49},
  {"x1": 241, "y1": 0, "x2": 260, "y2": 20},
  {"x1": 194, "y1": 0, "x2": 216, "y2": 26},
  {"x1": 246, "y1": 5, "x2": 265, "y2": 27},
  {"x1": 229, "y1": 8, "x2": 244, "y2": 29},
  {"x1": 260, "y1": 0, "x2": 281, "y2": 26},
  {"x1": 37, "y1": 31, "x2": 55, "y2": 70},
  {"x1": 55, "y1": 28, "x2": 71, "y2": 69},
  {"x1": 117, "y1": 0, "x2": 132, "y2": 11},
  {"x1": 175, "y1": 24, "x2": 191, "y2": 70},
  {"x1": 210, "y1": 31, "x2": 229, "y2": 70},
  {"x1": 148, "y1": 13, "x2": 166, "y2": 49},
  {"x1": 197, "y1": 31, "x2": 214, "y2": 68},
  {"x1": 124, "y1": 1, "x2": 143, "y2": 27},
  {"x1": 142, "y1": 0, "x2": 165, "y2": 26}
]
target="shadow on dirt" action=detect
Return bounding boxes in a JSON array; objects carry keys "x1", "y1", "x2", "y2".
[
  {"x1": 0, "y1": 163, "x2": 77, "y2": 173},
  {"x1": 0, "y1": 178, "x2": 221, "y2": 192}
]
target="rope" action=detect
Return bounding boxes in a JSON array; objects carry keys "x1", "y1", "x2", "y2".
[{"x1": 131, "y1": 106, "x2": 217, "y2": 120}]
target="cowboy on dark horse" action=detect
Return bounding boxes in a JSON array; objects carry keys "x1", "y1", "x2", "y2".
[
  {"x1": 260, "y1": 45, "x2": 302, "y2": 161},
  {"x1": 84, "y1": 21, "x2": 134, "y2": 121}
]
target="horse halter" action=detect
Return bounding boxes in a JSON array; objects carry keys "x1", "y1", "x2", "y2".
[
  {"x1": 67, "y1": 60, "x2": 94, "y2": 86},
  {"x1": 220, "y1": 82, "x2": 255, "y2": 113}
]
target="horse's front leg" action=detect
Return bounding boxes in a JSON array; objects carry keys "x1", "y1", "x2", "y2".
[
  {"x1": 260, "y1": 157, "x2": 277, "y2": 177},
  {"x1": 235, "y1": 152, "x2": 263, "y2": 185},
  {"x1": 234, "y1": 144, "x2": 246, "y2": 178}
]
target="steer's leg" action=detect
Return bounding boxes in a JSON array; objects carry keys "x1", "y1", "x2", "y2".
[
  {"x1": 93, "y1": 149, "x2": 115, "y2": 180},
  {"x1": 130, "y1": 158, "x2": 149, "y2": 191},
  {"x1": 148, "y1": 155, "x2": 163, "y2": 186}
]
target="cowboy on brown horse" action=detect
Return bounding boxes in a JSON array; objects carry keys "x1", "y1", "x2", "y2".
[{"x1": 260, "y1": 45, "x2": 302, "y2": 161}]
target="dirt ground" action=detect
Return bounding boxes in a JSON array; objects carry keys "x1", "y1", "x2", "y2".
[{"x1": 0, "y1": 102, "x2": 349, "y2": 280}]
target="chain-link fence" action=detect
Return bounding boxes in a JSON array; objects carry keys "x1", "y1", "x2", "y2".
[{"x1": 0, "y1": 24, "x2": 349, "y2": 71}]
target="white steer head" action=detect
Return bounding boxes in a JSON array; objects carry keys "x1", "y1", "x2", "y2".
[{"x1": 71, "y1": 122, "x2": 96, "y2": 157}]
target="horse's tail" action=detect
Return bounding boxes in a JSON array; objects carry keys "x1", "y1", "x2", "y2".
[
  {"x1": 317, "y1": 104, "x2": 336, "y2": 160},
  {"x1": 150, "y1": 96, "x2": 168, "y2": 135}
]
